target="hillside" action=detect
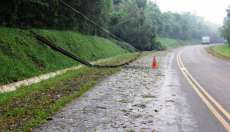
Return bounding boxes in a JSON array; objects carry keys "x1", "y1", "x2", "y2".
[{"x1": 0, "y1": 27, "x2": 134, "y2": 85}]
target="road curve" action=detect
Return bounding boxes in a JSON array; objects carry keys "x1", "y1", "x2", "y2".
[
  {"x1": 34, "y1": 51, "x2": 200, "y2": 132},
  {"x1": 33, "y1": 45, "x2": 230, "y2": 132},
  {"x1": 178, "y1": 45, "x2": 230, "y2": 132}
]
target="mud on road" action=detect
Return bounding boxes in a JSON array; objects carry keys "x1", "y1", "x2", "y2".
[{"x1": 34, "y1": 51, "x2": 197, "y2": 132}]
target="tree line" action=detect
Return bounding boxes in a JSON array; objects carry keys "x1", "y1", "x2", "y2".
[
  {"x1": 0, "y1": 0, "x2": 112, "y2": 36},
  {"x1": 222, "y1": 6, "x2": 230, "y2": 45},
  {"x1": 0, "y1": 0, "x2": 222, "y2": 50}
]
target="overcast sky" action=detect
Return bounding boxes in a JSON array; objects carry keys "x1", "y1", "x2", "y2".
[{"x1": 152, "y1": 0, "x2": 230, "y2": 25}]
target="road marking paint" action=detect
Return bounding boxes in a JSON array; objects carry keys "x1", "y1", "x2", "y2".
[
  {"x1": 183, "y1": 65, "x2": 230, "y2": 120},
  {"x1": 178, "y1": 52, "x2": 230, "y2": 120},
  {"x1": 177, "y1": 52, "x2": 230, "y2": 132}
]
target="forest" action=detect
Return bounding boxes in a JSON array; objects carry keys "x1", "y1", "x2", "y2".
[
  {"x1": 0, "y1": 1, "x2": 230, "y2": 131},
  {"x1": 0, "y1": 0, "x2": 222, "y2": 50},
  {"x1": 222, "y1": 6, "x2": 230, "y2": 45}
]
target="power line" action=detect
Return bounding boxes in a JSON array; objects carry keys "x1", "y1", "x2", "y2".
[
  {"x1": 32, "y1": 31, "x2": 140, "y2": 68},
  {"x1": 31, "y1": 0, "x2": 141, "y2": 68},
  {"x1": 59, "y1": 0, "x2": 128, "y2": 44}
]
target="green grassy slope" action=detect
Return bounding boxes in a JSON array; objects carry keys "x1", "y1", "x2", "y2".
[
  {"x1": 0, "y1": 27, "x2": 131, "y2": 85},
  {"x1": 157, "y1": 37, "x2": 199, "y2": 49},
  {"x1": 208, "y1": 44, "x2": 230, "y2": 59},
  {"x1": 0, "y1": 53, "x2": 139, "y2": 131}
]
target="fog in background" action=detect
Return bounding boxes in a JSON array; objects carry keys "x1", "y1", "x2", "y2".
[{"x1": 153, "y1": 0, "x2": 230, "y2": 25}]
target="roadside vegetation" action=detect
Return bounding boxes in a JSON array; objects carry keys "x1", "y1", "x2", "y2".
[
  {"x1": 157, "y1": 37, "x2": 199, "y2": 49},
  {"x1": 210, "y1": 6, "x2": 230, "y2": 60},
  {"x1": 208, "y1": 44, "x2": 230, "y2": 59},
  {"x1": 0, "y1": 0, "x2": 221, "y2": 51},
  {"x1": 221, "y1": 6, "x2": 230, "y2": 46},
  {"x1": 0, "y1": 53, "x2": 139, "y2": 131},
  {"x1": 0, "y1": 0, "x2": 224, "y2": 130},
  {"x1": 0, "y1": 27, "x2": 134, "y2": 85},
  {"x1": 0, "y1": 0, "x2": 222, "y2": 86}
]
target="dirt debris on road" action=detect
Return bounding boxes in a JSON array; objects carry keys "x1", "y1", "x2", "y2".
[{"x1": 34, "y1": 52, "x2": 197, "y2": 132}]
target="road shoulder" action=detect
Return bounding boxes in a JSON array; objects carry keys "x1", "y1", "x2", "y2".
[
  {"x1": 34, "y1": 51, "x2": 197, "y2": 131},
  {"x1": 0, "y1": 53, "x2": 139, "y2": 131},
  {"x1": 207, "y1": 45, "x2": 230, "y2": 61}
]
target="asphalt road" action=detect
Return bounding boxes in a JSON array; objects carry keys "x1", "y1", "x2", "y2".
[
  {"x1": 177, "y1": 45, "x2": 230, "y2": 132},
  {"x1": 34, "y1": 45, "x2": 230, "y2": 132},
  {"x1": 35, "y1": 51, "x2": 199, "y2": 132}
]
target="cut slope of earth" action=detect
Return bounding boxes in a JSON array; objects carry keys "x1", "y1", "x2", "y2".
[
  {"x1": 0, "y1": 53, "x2": 139, "y2": 131},
  {"x1": 0, "y1": 27, "x2": 134, "y2": 85}
]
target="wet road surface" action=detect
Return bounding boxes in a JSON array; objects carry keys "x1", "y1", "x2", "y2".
[
  {"x1": 179, "y1": 45, "x2": 229, "y2": 132},
  {"x1": 34, "y1": 52, "x2": 198, "y2": 132},
  {"x1": 34, "y1": 45, "x2": 229, "y2": 132},
  {"x1": 181, "y1": 45, "x2": 230, "y2": 113}
]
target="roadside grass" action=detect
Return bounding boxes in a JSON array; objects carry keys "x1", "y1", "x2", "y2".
[
  {"x1": 0, "y1": 53, "x2": 139, "y2": 131},
  {"x1": 157, "y1": 37, "x2": 199, "y2": 49},
  {"x1": 0, "y1": 27, "x2": 134, "y2": 85},
  {"x1": 208, "y1": 44, "x2": 230, "y2": 60}
]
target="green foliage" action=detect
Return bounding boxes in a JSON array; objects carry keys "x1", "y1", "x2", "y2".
[
  {"x1": 156, "y1": 37, "x2": 197, "y2": 49},
  {"x1": 222, "y1": 21, "x2": 230, "y2": 45},
  {"x1": 158, "y1": 12, "x2": 221, "y2": 42},
  {"x1": 110, "y1": 39, "x2": 137, "y2": 52},
  {"x1": 151, "y1": 38, "x2": 165, "y2": 50},
  {"x1": 0, "y1": 0, "x2": 112, "y2": 36},
  {"x1": 0, "y1": 53, "x2": 138, "y2": 131},
  {"x1": 110, "y1": 0, "x2": 158, "y2": 50},
  {"x1": 222, "y1": 7, "x2": 230, "y2": 45},
  {"x1": 110, "y1": 0, "x2": 221, "y2": 50},
  {"x1": 0, "y1": 0, "x2": 222, "y2": 50},
  {"x1": 209, "y1": 44, "x2": 230, "y2": 59},
  {"x1": 0, "y1": 27, "x2": 128, "y2": 85}
]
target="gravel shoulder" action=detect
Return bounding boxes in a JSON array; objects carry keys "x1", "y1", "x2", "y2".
[{"x1": 34, "y1": 51, "x2": 197, "y2": 132}]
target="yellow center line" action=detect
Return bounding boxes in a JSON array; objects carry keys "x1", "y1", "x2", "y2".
[
  {"x1": 177, "y1": 51, "x2": 230, "y2": 132},
  {"x1": 178, "y1": 52, "x2": 230, "y2": 120}
]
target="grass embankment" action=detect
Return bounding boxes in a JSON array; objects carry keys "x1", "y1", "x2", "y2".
[
  {"x1": 0, "y1": 53, "x2": 139, "y2": 131},
  {"x1": 157, "y1": 37, "x2": 199, "y2": 49},
  {"x1": 208, "y1": 44, "x2": 230, "y2": 60},
  {"x1": 0, "y1": 27, "x2": 135, "y2": 85}
]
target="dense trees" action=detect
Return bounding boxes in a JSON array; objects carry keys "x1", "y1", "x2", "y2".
[
  {"x1": 0, "y1": 0, "x2": 222, "y2": 50},
  {"x1": 159, "y1": 12, "x2": 222, "y2": 42},
  {"x1": 110, "y1": 0, "x2": 221, "y2": 49},
  {"x1": 222, "y1": 6, "x2": 230, "y2": 45},
  {"x1": 0, "y1": 0, "x2": 112, "y2": 35},
  {"x1": 110, "y1": 0, "x2": 158, "y2": 50}
]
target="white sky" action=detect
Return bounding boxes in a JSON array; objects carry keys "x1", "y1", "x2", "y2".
[{"x1": 152, "y1": 0, "x2": 230, "y2": 25}]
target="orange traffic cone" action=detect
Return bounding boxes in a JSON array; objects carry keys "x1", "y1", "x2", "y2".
[{"x1": 152, "y1": 56, "x2": 158, "y2": 69}]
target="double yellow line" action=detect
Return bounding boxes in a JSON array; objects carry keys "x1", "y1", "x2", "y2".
[{"x1": 177, "y1": 52, "x2": 230, "y2": 132}]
